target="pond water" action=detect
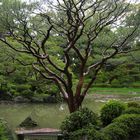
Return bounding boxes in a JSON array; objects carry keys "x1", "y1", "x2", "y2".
[
  {"x1": 0, "y1": 96, "x2": 139, "y2": 140},
  {"x1": 0, "y1": 99, "x2": 104, "y2": 131}
]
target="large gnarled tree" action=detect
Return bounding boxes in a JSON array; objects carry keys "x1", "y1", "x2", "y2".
[{"x1": 0, "y1": 0, "x2": 139, "y2": 112}]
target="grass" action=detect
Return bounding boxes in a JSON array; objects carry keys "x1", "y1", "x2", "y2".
[{"x1": 89, "y1": 87, "x2": 140, "y2": 96}]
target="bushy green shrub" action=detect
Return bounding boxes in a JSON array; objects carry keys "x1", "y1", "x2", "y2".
[
  {"x1": 100, "y1": 100, "x2": 126, "y2": 126},
  {"x1": 123, "y1": 107, "x2": 140, "y2": 115},
  {"x1": 16, "y1": 84, "x2": 31, "y2": 92},
  {"x1": 127, "y1": 102, "x2": 140, "y2": 108},
  {"x1": 69, "y1": 126, "x2": 107, "y2": 140},
  {"x1": 102, "y1": 122, "x2": 129, "y2": 140},
  {"x1": 20, "y1": 89, "x2": 34, "y2": 99},
  {"x1": 61, "y1": 107, "x2": 98, "y2": 133},
  {"x1": 113, "y1": 114, "x2": 140, "y2": 137},
  {"x1": 0, "y1": 119, "x2": 13, "y2": 140},
  {"x1": 0, "y1": 124, "x2": 8, "y2": 140},
  {"x1": 111, "y1": 79, "x2": 121, "y2": 87}
]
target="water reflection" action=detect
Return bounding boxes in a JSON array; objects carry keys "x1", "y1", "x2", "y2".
[{"x1": 0, "y1": 95, "x2": 139, "y2": 131}]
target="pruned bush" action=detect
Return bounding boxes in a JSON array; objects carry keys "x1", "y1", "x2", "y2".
[
  {"x1": 113, "y1": 114, "x2": 140, "y2": 137},
  {"x1": 61, "y1": 107, "x2": 98, "y2": 133},
  {"x1": 123, "y1": 107, "x2": 140, "y2": 115},
  {"x1": 0, "y1": 119, "x2": 13, "y2": 140},
  {"x1": 102, "y1": 122, "x2": 129, "y2": 140},
  {"x1": 69, "y1": 126, "x2": 107, "y2": 140},
  {"x1": 100, "y1": 100, "x2": 126, "y2": 126},
  {"x1": 127, "y1": 102, "x2": 140, "y2": 108}
]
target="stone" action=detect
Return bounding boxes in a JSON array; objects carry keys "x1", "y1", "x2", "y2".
[
  {"x1": 43, "y1": 96, "x2": 57, "y2": 103},
  {"x1": 19, "y1": 116, "x2": 38, "y2": 128},
  {"x1": 0, "y1": 91, "x2": 13, "y2": 100},
  {"x1": 14, "y1": 96, "x2": 30, "y2": 103}
]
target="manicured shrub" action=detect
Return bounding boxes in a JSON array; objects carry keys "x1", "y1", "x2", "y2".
[
  {"x1": 69, "y1": 126, "x2": 107, "y2": 140},
  {"x1": 102, "y1": 122, "x2": 129, "y2": 140},
  {"x1": 127, "y1": 102, "x2": 140, "y2": 108},
  {"x1": 0, "y1": 119, "x2": 13, "y2": 140},
  {"x1": 61, "y1": 107, "x2": 98, "y2": 133},
  {"x1": 123, "y1": 107, "x2": 140, "y2": 115},
  {"x1": 100, "y1": 100, "x2": 126, "y2": 126},
  {"x1": 113, "y1": 114, "x2": 140, "y2": 137}
]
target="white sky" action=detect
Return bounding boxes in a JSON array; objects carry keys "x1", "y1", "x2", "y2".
[{"x1": 22, "y1": 0, "x2": 140, "y2": 3}]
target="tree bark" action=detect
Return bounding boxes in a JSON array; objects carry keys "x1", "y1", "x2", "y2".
[{"x1": 66, "y1": 94, "x2": 85, "y2": 113}]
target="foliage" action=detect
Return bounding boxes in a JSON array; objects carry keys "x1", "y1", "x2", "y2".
[
  {"x1": 102, "y1": 122, "x2": 129, "y2": 140},
  {"x1": 123, "y1": 107, "x2": 140, "y2": 115},
  {"x1": 100, "y1": 100, "x2": 126, "y2": 126},
  {"x1": 113, "y1": 114, "x2": 140, "y2": 137},
  {"x1": 69, "y1": 126, "x2": 107, "y2": 140},
  {"x1": 0, "y1": 44, "x2": 59, "y2": 99},
  {"x1": 96, "y1": 61, "x2": 140, "y2": 88},
  {"x1": 0, "y1": 119, "x2": 13, "y2": 140},
  {"x1": 0, "y1": 0, "x2": 139, "y2": 112},
  {"x1": 61, "y1": 107, "x2": 98, "y2": 133},
  {"x1": 61, "y1": 101, "x2": 140, "y2": 139},
  {"x1": 127, "y1": 102, "x2": 140, "y2": 108}
]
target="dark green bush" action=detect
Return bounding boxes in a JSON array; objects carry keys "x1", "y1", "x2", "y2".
[
  {"x1": 16, "y1": 84, "x2": 31, "y2": 93},
  {"x1": 69, "y1": 126, "x2": 107, "y2": 140},
  {"x1": 0, "y1": 119, "x2": 13, "y2": 140},
  {"x1": 102, "y1": 122, "x2": 129, "y2": 140},
  {"x1": 100, "y1": 100, "x2": 126, "y2": 126},
  {"x1": 123, "y1": 107, "x2": 140, "y2": 115},
  {"x1": 20, "y1": 89, "x2": 34, "y2": 99},
  {"x1": 61, "y1": 107, "x2": 98, "y2": 133},
  {"x1": 0, "y1": 91, "x2": 13, "y2": 100},
  {"x1": 127, "y1": 102, "x2": 140, "y2": 108},
  {"x1": 113, "y1": 114, "x2": 140, "y2": 137}
]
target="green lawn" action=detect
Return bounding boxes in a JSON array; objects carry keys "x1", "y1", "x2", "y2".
[{"x1": 89, "y1": 87, "x2": 140, "y2": 96}]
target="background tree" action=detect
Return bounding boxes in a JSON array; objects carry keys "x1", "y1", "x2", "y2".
[{"x1": 0, "y1": 0, "x2": 139, "y2": 112}]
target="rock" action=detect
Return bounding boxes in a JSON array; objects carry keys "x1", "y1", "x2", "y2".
[
  {"x1": 19, "y1": 116, "x2": 38, "y2": 128},
  {"x1": 0, "y1": 91, "x2": 13, "y2": 100},
  {"x1": 14, "y1": 96, "x2": 30, "y2": 103},
  {"x1": 30, "y1": 97, "x2": 43, "y2": 103},
  {"x1": 43, "y1": 96, "x2": 57, "y2": 103}
]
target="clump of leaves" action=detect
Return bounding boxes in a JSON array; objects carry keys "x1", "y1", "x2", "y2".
[
  {"x1": 0, "y1": 119, "x2": 13, "y2": 140},
  {"x1": 113, "y1": 114, "x2": 140, "y2": 137},
  {"x1": 61, "y1": 107, "x2": 98, "y2": 133},
  {"x1": 100, "y1": 100, "x2": 126, "y2": 126},
  {"x1": 127, "y1": 102, "x2": 140, "y2": 108}
]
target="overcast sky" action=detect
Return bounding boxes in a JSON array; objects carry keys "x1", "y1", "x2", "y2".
[{"x1": 22, "y1": 0, "x2": 140, "y2": 3}]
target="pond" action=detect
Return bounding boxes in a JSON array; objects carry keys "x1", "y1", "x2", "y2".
[
  {"x1": 0, "y1": 99, "x2": 104, "y2": 131},
  {"x1": 0, "y1": 95, "x2": 139, "y2": 139}
]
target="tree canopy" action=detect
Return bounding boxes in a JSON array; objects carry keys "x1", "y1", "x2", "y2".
[{"x1": 0, "y1": 0, "x2": 139, "y2": 112}]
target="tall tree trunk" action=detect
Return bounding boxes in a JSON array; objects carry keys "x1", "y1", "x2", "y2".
[
  {"x1": 67, "y1": 98, "x2": 78, "y2": 113},
  {"x1": 67, "y1": 95, "x2": 84, "y2": 113}
]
